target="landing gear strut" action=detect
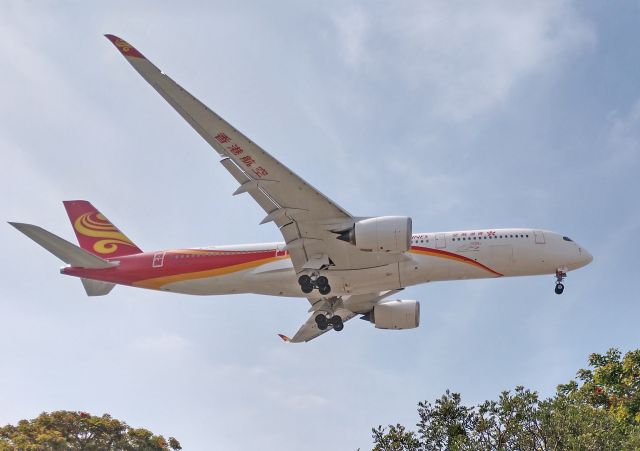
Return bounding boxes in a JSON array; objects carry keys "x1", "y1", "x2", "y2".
[
  {"x1": 298, "y1": 272, "x2": 331, "y2": 295},
  {"x1": 314, "y1": 313, "x2": 343, "y2": 331},
  {"x1": 555, "y1": 269, "x2": 566, "y2": 295}
]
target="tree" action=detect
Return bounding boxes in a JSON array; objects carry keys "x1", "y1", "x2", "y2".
[
  {"x1": 372, "y1": 348, "x2": 640, "y2": 450},
  {"x1": 0, "y1": 411, "x2": 181, "y2": 451}
]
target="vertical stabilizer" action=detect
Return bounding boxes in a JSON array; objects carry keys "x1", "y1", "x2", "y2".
[{"x1": 63, "y1": 200, "x2": 142, "y2": 258}]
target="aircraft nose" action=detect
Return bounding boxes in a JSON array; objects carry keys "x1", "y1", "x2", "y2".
[{"x1": 579, "y1": 247, "x2": 593, "y2": 265}]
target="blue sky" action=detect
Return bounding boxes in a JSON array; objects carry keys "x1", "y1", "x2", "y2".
[{"x1": 1, "y1": 1, "x2": 639, "y2": 450}]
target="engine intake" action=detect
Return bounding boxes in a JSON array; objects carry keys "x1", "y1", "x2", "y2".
[
  {"x1": 364, "y1": 299, "x2": 420, "y2": 329},
  {"x1": 336, "y1": 216, "x2": 412, "y2": 253}
]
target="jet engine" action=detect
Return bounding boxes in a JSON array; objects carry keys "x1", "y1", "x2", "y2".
[
  {"x1": 336, "y1": 216, "x2": 412, "y2": 253},
  {"x1": 363, "y1": 299, "x2": 420, "y2": 329}
]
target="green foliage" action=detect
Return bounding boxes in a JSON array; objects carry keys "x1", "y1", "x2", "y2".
[
  {"x1": 372, "y1": 424, "x2": 421, "y2": 451},
  {"x1": 0, "y1": 411, "x2": 181, "y2": 451},
  {"x1": 372, "y1": 348, "x2": 640, "y2": 451}
]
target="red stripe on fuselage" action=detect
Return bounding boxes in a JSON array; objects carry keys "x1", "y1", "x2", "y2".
[
  {"x1": 410, "y1": 246, "x2": 503, "y2": 276},
  {"x1": 63, "y1": 248, "x2": 284, "y2": 287}
]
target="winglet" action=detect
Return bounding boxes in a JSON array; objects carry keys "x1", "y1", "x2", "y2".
[
  {"x1": 104, "y1": 34, "x2": 145, "y2": 59},
  {"x1": 277, "y1": 334, "x2": 292, "y2": 343}
]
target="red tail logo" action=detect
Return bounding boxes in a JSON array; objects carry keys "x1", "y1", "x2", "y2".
[{"x1": 63, "y1": 201, "x2": 142, "y2": 257}]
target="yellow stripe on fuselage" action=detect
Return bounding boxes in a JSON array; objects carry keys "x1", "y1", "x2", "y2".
[{"x1": 133, "y1": 255, "x2": 288, "y2": 290}]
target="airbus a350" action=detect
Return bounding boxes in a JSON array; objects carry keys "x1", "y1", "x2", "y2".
[{"x1": 10, "y1": 35, "x2": 593, "y2": 343}]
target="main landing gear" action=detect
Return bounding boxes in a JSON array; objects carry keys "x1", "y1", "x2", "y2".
[
  {"x1": 298, "y1": 273, "x2": 331, "y2": 295},
  {"x1": 314, "y1": 313, "x2": 343, "y2": 331},
  {"x1": 555, "y1": 269, "x2": 566, "y2": 295}
]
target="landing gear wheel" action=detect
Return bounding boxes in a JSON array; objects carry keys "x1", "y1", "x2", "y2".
[
  {"x1": 331, "y1": 315, "x2": 344, "y2": 331},
  {"x1": 298, "y1": 275, "x2": 311, "y2": 286},
  {"x1": 316, "y1": 276, "x2": 329, "y2": 288},
  {"x1": 318, "y1": 284, "x2": 331, "y2": 296},
  {"x1": 315, "y1": 314, "x2": 328, "y2": 330},
  {"x1": 554, "y1": 268, "x2": 567, "y2": 295},
  {"x1": 301, "y1": 284, "x2": 314, "y2": 294}
]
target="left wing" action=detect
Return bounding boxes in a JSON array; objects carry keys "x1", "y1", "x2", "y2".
[{"x1": 104, "y1": 35, "x2": 404, "y2": 273}]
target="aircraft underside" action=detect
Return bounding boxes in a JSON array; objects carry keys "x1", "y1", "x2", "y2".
[{"x1": 9, "y1": 35, "x2": 593, "y2": 343}]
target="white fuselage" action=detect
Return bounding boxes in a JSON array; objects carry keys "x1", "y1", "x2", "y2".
[{"x1": 161, "y1": 228, "x2": 592, "y2": 297}]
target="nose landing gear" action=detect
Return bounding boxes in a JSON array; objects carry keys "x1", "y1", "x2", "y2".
[
  {"x1": 555, "y1": 269, "x2": 566, "y2": 295},
  {"x1": 298, "y1": 272, "x2": 331, "y2": 295}
]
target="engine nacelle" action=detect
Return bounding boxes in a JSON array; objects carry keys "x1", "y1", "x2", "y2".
[
  {"x1": 337, "y1": 216, "x2": 412, "y2": 253},
  {"x1": 365, "y1": 299, "x2": 420, "y2": 329}
]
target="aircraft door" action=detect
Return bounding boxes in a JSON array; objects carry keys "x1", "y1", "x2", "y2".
[
  {"x1": 534, "y1": 230, "x2": 545, "y2": 244},
  {"x1": 152, "y1": 252, "x2": 165, "y2": 268},
  {"x1": 435, "y1": 233, "x2": 446, "y2": 249},
  {"x1": 275, "y1": 243, "x2": 287, "y2": 257}
]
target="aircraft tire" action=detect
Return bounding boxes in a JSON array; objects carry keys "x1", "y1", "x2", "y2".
[
  {"x1": 555, "y1": 283, "x2": 564, "y2": 295},
  {"x1": 315, "y1": 314, "x2": 328, "y2": 330}
]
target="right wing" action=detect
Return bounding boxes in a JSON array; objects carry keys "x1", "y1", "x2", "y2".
[{"x1": 104, "y1": 35, "x2": 404, "y2": 274}]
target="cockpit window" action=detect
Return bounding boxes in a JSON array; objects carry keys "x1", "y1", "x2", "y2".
[{"x1": 563, "y1": 236, "x2": 573, "y2": 242}]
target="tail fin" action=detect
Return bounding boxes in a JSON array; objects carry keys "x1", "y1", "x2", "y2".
[{"x1": 63, "y1": 200, "x2": 142, "y2": 258}]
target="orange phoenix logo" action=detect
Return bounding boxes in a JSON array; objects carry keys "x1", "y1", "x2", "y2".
[
  {"x1": 74, "y1": 212, "x2": 136, "y2": 255},
  {"x1": 114, "y1": 39, "x2": 133, "y2": 53}
]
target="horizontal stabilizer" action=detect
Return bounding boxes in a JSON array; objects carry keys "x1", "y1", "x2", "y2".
[
  {"x1": 9, "y1": 222, "x2": 117, "y2": 269},
  {"x1": 81, "y1": 278, "x2": 116, "y2": 296}
]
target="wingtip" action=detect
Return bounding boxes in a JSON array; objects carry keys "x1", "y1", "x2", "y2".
[
  {"x1": 104, "y1": 34, "x2": 145, "y2": 59},
  {"x1": 8, "y1": 222, "x2": 36, "y2": 233},
  {"x1": 277, "y1": 334, "x2": 292, "y2": 343}
]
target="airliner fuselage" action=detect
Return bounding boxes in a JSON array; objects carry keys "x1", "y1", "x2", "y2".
[{"x1": 62, "y1": 228, "x2": 592, "y2": 299}]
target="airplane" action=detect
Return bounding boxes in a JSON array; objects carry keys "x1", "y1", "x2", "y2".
[{"x1": 9, "y1": 35, "x2": 593, "y2": 343}]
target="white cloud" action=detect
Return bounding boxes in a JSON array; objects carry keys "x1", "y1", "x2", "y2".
[{"x1": 332, "y1": 1, "x2": 595, "y2": 121}]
